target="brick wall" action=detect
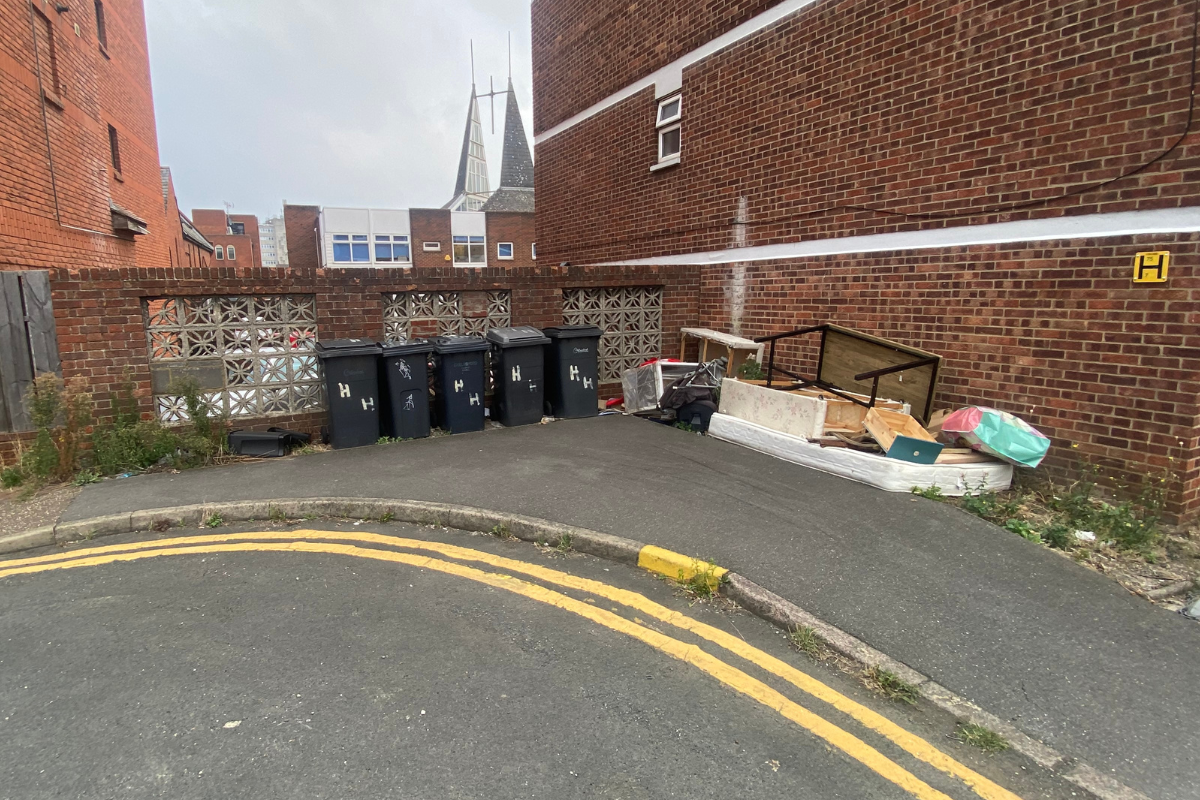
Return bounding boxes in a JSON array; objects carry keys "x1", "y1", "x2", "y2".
[
  {"x1": 410, "y1": 209, "x2": 453, "y2": 268},
  {"x1": 284, "y1": 205, "x2": 320, "y2": 271},
  {"x1": 535, "y1": 0, "x2": 1200, "y2": 265},
  {"x1": 698, "y1": 233, "x2": 1200, "y2": 518},
  {"x1": 531, "y1": 0, "x2": 781, "y2": 132},
  {"x1": 486, "y1": 212, "x2": 537, "y2": 268},
  {"x1": 0, "y1": 263, "x2": 700, "y2": 466},
  {"x1": 0, "y1": 0, "x2": 181, "y2": 272},
  {"x1": 533, "y1": 0, "x2": 1200, "y2": 519}
]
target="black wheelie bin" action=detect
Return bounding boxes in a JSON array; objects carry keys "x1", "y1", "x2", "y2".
[
  {"x1": 487, "y1": 326, "x2": 551, "y2": 427},
  {"x1": 380, "y1": 340, "x2": 434, "y2": 440},
  {"x1": 315, "y1": 338, "x2": 383, "y2": 449},
  {"x1": 430, "y1": 335, "x2": 489, "y2": 434},
  {"x1": 542, "y1": 325, "x2": 603, "y2": 418}
]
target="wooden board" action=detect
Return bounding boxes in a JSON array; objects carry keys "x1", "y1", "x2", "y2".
[
  {"x1": 935, "y1": 448, "x2": 999, "y2": 465},
  {"x1": 788, "y1": 387, "x2": 906, "y2": 432},
  {"x1": 20, "y1": 271, "x2": 60, "y2": 375},
  {"x1": 0, "y1": 273, "x2": 34, "y2": 431},
  {"x1": 817, "y1": 326, "x2": 940, "y2": 423},
  {"x1": 864, "y1": 407, "x2": 943, "y2": 464}
]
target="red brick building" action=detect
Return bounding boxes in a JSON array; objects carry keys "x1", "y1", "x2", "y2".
[
  {"x1": 0, "y1": 0, "x2": 187, "y2": 271},
  {"x1": 192, "y1": 210, "x2": 262, "y2": 268},
  {"x1": 284, "y1": 206, "x2": 536, "y2": 272},
  {"x1": 532, "y1": 0, "x2": 1200, "y2": 515}
]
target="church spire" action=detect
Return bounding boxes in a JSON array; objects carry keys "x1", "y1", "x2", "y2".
[{"x1": 448, "y1": 87, "x2": 490, "y2": 211}]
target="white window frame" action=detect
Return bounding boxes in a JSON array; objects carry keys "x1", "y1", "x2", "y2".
[
  {"x1": 452, "y1": 235, "x2": 487, "y2": 266},
  {"x1": 531, "y1": 242, "x2": 537, "y2": 261},
  {"x1": 497, "y1": 242, "x2": 514, "y2": 260},
  {"x1": 226, "y1": 244, "x2": 237, "y2": 261},
  {"x1": 422, "y1": 241, "x2": 442, "y2": 252},
  {"x1": 655, "y1": 94, "x2": 682, "y2": 167},
  {"x1": 374, "y1": 234, "x2": 411, "y2": 265},
  {"x1": 215, "y1": 245, "x2": 224, "y2": 260},
  {"x1": 657, "y1": 95, "x2": 681, "y2": 126}
]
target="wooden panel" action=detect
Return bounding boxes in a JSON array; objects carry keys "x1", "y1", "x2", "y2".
[
  {"x1": 864, "y1": 407, "x2": 943, "y2": 464},
  {"x1": 0, "y1": 273, "x2": 35, "y2": 431},
  {"x1": 817, "y1": 326, "x2": 940, "y2": 422},
  {"x1": 20, "y1": 271, "x2": 60, "y2": 375}
]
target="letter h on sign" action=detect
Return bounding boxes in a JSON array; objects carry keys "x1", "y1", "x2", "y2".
[{"x1": 1133, "y1": 251, "x2": 1170, "y2": 284}]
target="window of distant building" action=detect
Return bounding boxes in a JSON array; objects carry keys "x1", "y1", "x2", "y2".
[
  {"x1": 453, "y1": 235, "x2": 486, "y2": 265},
  {"x1": 216, "y1": 246, "x2": 224, "y2": 260},
  {"x1": 230, "y1": 222, "x2": 245, "y2": 235},
  {"x1": 226, "y1": 245, "x2": 237, "y2": 261},
  {"x1": 497, "y1": 242, "x2": 514, "y2": 260},
  {"x1": 332, "y1": 234, "x2": 370, "y2": 264},
  {"x1": 655, "y1": 94, "x2": 681, "y2": 167},
  {"x1": 531, "y1": 243, "x2": 537, "y2": 260},
  {"x1": 375, "y1": 235, "x2": 411, "y2": 264},
  {"x1": 94, "y1": 1, "x2": 108, "y2": 52}
]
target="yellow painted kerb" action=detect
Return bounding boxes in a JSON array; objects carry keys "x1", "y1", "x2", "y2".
[{"x1": 638, "y1": 545, "x2": 727, "y2": 589}]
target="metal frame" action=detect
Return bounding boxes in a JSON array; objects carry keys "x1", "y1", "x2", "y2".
[{"x1": 755, "y1": 325, "x2": 941, "y2": 422}]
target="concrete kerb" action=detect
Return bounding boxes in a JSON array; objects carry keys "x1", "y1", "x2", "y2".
[{"x1": 0, "y1": 497, "x2": 1154, "y2": 800}]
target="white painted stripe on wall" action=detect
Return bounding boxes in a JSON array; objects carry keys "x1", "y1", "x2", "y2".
[
  {"x1": 534, "y1": 0, "x2": 820, "y2": 145},
  {"x1": 592, "y1": 207, "x2": 1200, "y2": 266}
]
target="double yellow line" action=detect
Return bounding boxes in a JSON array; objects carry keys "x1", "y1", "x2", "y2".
[{"x1": 0, "y1": 532, "x2": 1024, "y2": 800}]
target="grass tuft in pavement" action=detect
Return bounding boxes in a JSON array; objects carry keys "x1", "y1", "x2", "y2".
[
  {"x1": 865, "y1": 667, "x2": 920, "y2": 705},
  {"x1": 675, "y1": 560, "x2": 726, "y2": 600},
  {"x1": 955, "y1": 723, "x2": 1009, "y2": 754},
  {"x1": 789, "y1": 626, "x2": 824, "y2": 658}
]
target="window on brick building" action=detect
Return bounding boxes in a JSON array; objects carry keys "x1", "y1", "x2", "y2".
[
  {"x1": 216, "y1": 246, "x2": 224, "y2": 260},
  {"x1": 497, "y1": 242, "x2": 514, "y2": 260},
  {"x1": 227, "y1": 245, "x2": 237, "y2": 261},
  {"x1": 656, "y1": 94, "x2": 682, "y2": 165},
  {"x1": 32, "y1": 7, "x2": 60, "y2": 97},
  {"x1": 375, "y1": 235, "x2": 411, "y2": 263},
  {"x1": 230, "y1": 222, "x2": 245, "y2": 235},
  {"x1": 332, "y1": 234, "x2": 370, "y2": 263},
  {"x1": 531, "y1": 243, "x2": 537, "y2": 260},
  {"x1": 107, "y1": 125, "x2": 122, "y2": 174},
  {"x1": 453, "y1": 235, "x2": 486, "y2": 265},
  {"x1": 94, "y1": 1, "x2": 108, "y2": 50}
]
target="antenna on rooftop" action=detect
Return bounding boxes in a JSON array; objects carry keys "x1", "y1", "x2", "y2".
[
  {"x1": 508, "y1": 32, "x2": 512, "y2": 82},
  {"x1": 470, "y1": 40, "x2": 476, "y2": 91}
]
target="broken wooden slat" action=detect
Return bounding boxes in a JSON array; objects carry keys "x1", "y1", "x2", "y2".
[
  {"x1": 20, "y1": 271, "x2": 60, "y2": 376},
  {"x1": 0, "y1": 273, "x2": 35, "y2": 431},
  {"x1": 864, "y1": 407, "x2": 943, "y2": 464}
]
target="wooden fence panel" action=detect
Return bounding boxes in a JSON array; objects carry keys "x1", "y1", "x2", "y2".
[
  {"x1": 21, "y1": 271, "x2": 60, "y2": 376},
  {"x1": 0, "y1": 271, "x2": 60, "y2": 433}
]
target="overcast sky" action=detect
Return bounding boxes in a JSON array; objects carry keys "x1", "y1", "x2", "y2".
[{"x1": 146, "y1": 0, "x2": 534, "y2": 221}]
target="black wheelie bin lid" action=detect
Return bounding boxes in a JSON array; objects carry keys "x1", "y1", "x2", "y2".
[
  {"x1": 542, "y1": 325, "x2": 604, "y2": 340},
  {"x1": 431, "y1": 335, "x2": 490, "y2": 354},
  {"x1": 486, "y1": 326, "x2": 551, "y2": 348},
  {"x1": 314, "y1": 338, "x2": 382, "y2": 359},
  {"x1": 381, "y1": 339, "x2": 435, "y2": 358}
]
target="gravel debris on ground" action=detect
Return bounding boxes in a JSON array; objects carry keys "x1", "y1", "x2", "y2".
[{"x1": 0, "y1": 484, "x2": 80, "y2": 535}]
